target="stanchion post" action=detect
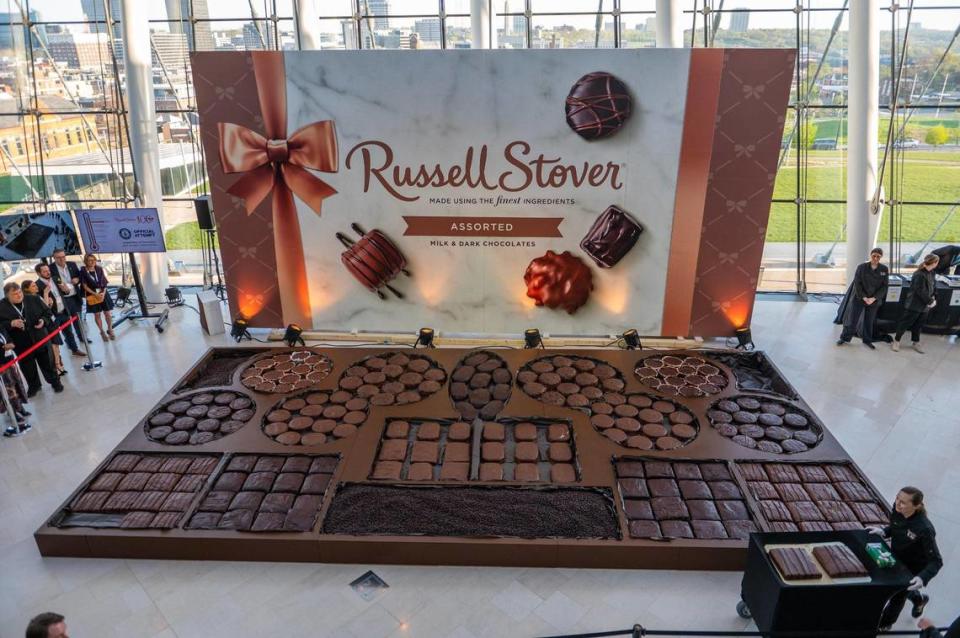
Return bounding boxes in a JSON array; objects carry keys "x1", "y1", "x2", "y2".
[
  {"x1": 74, "y1": 316, "x2": 102, "y2": 371},
  {"x1": 0, "y1": 379, "x2": 23, "y2": 435}
]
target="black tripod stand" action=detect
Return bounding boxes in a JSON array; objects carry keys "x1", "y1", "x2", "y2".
[
  {"x1": 202, "y1": 228, "x2": 226, "y2": 301},
  {"x1": 111, "y1": 252, "x2": 169, "y2": 333}
]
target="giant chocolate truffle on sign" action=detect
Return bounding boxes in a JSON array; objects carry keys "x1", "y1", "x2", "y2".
[
  {"x1": 524, "y1": 250, "x2": 593, "y2": 314},
  {"x1": 565, "y1": 72, "x2": 633, "y2": 141}
]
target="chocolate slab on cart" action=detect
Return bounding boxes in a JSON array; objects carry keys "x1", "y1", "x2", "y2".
[{"x1": 36, "y1": 346, "x2": 888, "y2": 569}]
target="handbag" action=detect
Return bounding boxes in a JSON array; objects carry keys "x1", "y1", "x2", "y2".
[{"x1": 86, "y1": 292, "x2": 104, "y2": 305}]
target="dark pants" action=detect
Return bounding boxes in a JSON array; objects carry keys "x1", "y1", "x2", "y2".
[
  {"x1": 61, "y1": 296, "x2": 85, "y2": 349},
  {"x1": 895, "y1": 308, "x2": 927, "y2": 343},
  {"x1": 18, "y1": 344, "x2": 59, "y2": 392},
  {"x1": 840, "y1": 297, "x2": 880, "y2": 343},
  {"x1": 879, "y1": 589, "x2": 925, "y2": 627}
]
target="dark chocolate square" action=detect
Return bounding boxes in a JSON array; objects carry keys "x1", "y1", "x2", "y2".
[
  {"x1": 227, "y1": 455, "x2": 258, "y2": 472},
  {"x1": 709, "y1": 481, "x2": 741, "y2": 500},
  {"x1": 660, "y1": 520, "x2": 693, "y2": 538},
  {"x1": 291, "y1": 494, "x2": 322, "y2": 513},
  {"x1": 824, "y1": 464, "x2": 858, "y2": 483},
  {"x1": 628, "y1": 520, "x2": 661, "y2": 539},
  {"x1": 260, "y1": 492, "x2": 295, "y2": 513},
  {"x1": 643, "y1": 461, "x2": 674, "y2": 478},
  {"x1": 71, "y1": 491, "x2": 109, "y2": 512},
  {"x1": 187, "y1": 457, "x2": 219, "y2": 475},
  {"x1": 252, "y1": 512, "x2": 286, "y2": 531},
  {"x1": 89, "y1": 472, "x2": 124, "y2": 492},
  {"x1": 692, "y1": 519, "x2": 728, "y2": 539},
  {"x1": 281, "y1": 457, "x2": 312, "y2": 473},
  {"x1": 716, "y1": 500, "x2": 749, "y2": 521},
  {"x1": 850, "y1": 501, "x2": 887, "y2": 524},
  {"x1": 580, "y1": 205, "x2": 643, "y2": 268},
  {"x1": 379, "y1": 439, "x2": 408, "y2": 462},
  {"x1": 103, "y1": 491, "x2": 139, "y2": 511},
  {"x1": 174, "y1": 474, "x2": 206, "y2": 493},
  {"x1": 253, "y1": 457, "x2": 285, "y2": 473},
  {"x1": 738, "y1": 463, "x2": 768, "y2": 482},
  {"x1": 188, "y1": 511, "x2": 222, "y2": 528},
  {"x1": 774, "y1": 483, "x2": 810, "y2": 503},
  {"x1": 133, "y1": 456, "x2": 165, "y2": 473},
  {"x1": 242, "y1": 472, "x2": 276, "y2": 492},
  {"x1": 748, "y1": 481, "x2": 779, "y2": 500},
  {"x1": 805, "y1": 482, "x2": 841, "y2": 502},
  {"x1": 309, "y1": 457, "x2": 339, "y2": 474},
  {"x1": 700, "y1": 463, "x2": 731, "y2": 481},
  {"x1": 144, "y1": 473, "x2": 180, "y2": 492},
  {"x1": 616, "y1": 461, "x2": 645, "y2": 478},
  {"x1": 301, "y1": 473, "x2": 331, "y2": 495},
  {"x1": 835, "y1": 481, "x2": 874, "y2": 502},
  {"x1": 229, "y1": 491, "x2": 264, "y2": 511},
  {"x1": 623, "y1": 499, "x2": 654, "y2": 520},
  {"x1": 648, "y1": 478, "x2": 680, "y2": 498},
  {"x1": 283, "y1": 508, "x2": 317, "y2": 531},
  {"x1": 214, "y1": 472, "x2": 247, "y2": 492},
  {"x1": 799, "y1": 521, "x2": 834, "y2": 532},
  {"x1": 199, "y1": 490, "x2": 234, "y2": 512},
  {"x1": 687, "y1": 500, "x2": 720, "y2": 521},
  {"x1": 786, "y1": 501, "x2": 824, "y2": 522},
  {"x1": 818, "y1": 500, "x2": 856, "y2": 523},
  {"x1": 765, "y1": 464, "x2": 800, "y2": 483},
  {"x1": 218, "y1": 508, "x2": 254, "y2": 530},
  {"x1": 832, "y1": 522, "x2": 864, "y2": 531},
  {"x1": 797, "y1": 465, "x2": 830, "y2": 483},
  {"x1": 149, "y1": 512, "x2": 182, "y2": 529},
  {"x1": 131, "y1": 491, "x2": 168, "y2": 512},
  {"x1": 439, "y1": 462, "x2": 470, "y2": 481},
  {"x1": 160, "y1": 492, "x2": 195, "y2": 512},
  {"x1": 106, "y1": 453, "x2": 141, "y2": 472},
  {"x1": 758, "y1": 500, "x2": 792, "y2": 522},
  {"x1": 673, "y1": 463, "x2": 703, "y2": 480},
  {"x1": 411, "y1": 441, "x2": 440, "y2": 464},
  {"x1": 678, "y1": 480, "x2": 712, "y2": 500},
  {"x1": 651, "y1": 497, "x2": 689, "y2": 520},
  {"x1": 619, "y1": 478, "x2": 648, "y2": 499},
  {"x1": 117, "y1": 472, "x2": 151, "y2": 491},
  {"x1": 120, "y1": 511, "x2": 156, "y2": 529},
  {"x1": 769, "y1": 521, "x2": 800, "y2": 532},
  {"x1": 724, "y1": 520, "x2": 758, "y2": 539},
  {"x1": 273, "y1": 473, "x2": 305, "y2": 493}
]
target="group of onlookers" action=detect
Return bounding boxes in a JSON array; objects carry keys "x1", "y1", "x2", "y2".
[
  {"x1": 838, "y1": 244, "x2": 959, "y2": 352},
  {"x1": 0, "y1": 250, "x2": 115, "y2": 437}
]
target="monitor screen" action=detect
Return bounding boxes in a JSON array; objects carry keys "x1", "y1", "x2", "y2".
[
  {"x1": 75, "y1": 208, "x2": 167, "y2": 254},
  {"x1": 0, "y1": 210, "x2": 82, "y2": 262}
]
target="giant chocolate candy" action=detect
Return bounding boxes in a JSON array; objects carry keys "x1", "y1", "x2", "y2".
[
  {"x1": 580, "y1": 205, "x2": 643, "y2": 268},
  {"x1": 565, "y1": 71, "x2": 632, "y2": 141},
  {"x1": 523, "y1": 250, "x2": 593, "y2": 314}
]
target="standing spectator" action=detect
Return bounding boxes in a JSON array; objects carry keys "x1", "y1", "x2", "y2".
[
  {"x1": 21, "y1": 279, "x2": 64, "y2": 376},
  {"x1": 893, "y1": 254, "x2": 940, "y2": 353},
  {"x1": 0, "y1": 326, "x2": 31, "y2": 437},
  {"x1": 931, "y1": 245, "x2": 960, "y2": 276},
  {"x1": 25, "y1": 612, "x2": 67, "y2": 638},
  {"x1": 36, "y1": 263, "x2": 70, "y2": 376},
  {"x1": 78, "y1": 253, "x2": 115, "y2": 341},
  {"x1": 0, "y1": 282, "x2": 63, "y2": 396},
  {"x1": 870, "y1": 487, "x2": 943, "y2": 629},
  {"x1": 838, "y1": 247, "x2": 889, "y2": 349},
  {"x1": 49, "y1": 248, "x2": 88, "y2": 354}
]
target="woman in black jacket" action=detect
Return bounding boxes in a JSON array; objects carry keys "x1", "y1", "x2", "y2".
[
  {"x1": 893, "y1": 254, "x2": 939, "y2": 353},
  {"x1": 870, "y1": 487, "x2": 944, "y2": 629}
]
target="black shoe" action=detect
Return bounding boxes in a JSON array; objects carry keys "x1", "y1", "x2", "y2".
[
  {"x1": 836, "y1": 339, "x2": 847, "y2": 346},
  {"x1": 53, "y1": 384, "x2": 64, "y2": 393},
  {"x1": 17, "y1": 422, "x2": 31, "y2": 434},
  {"x1": 911, "y1": 593, "x2": 929, "y2": 618},
  {"x1": 17, "y1": 409, "x2": 31, "y2": 417},
  {"x1": 86, "y1": 338, "x2": 93, "y2": 344},
  {"x1": 864, "y1": 341, "x2": 876, "y2": 350},
  {"x1": 58, "y1": 369, "x2": 68, "y2": 377},
  {"x1": 26, "y1": 387, "x2": 40, "y2": 398}
]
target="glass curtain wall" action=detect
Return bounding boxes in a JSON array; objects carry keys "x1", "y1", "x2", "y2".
[{"x1": 1, "y1": 1, "x2": 957, "y2": 293}]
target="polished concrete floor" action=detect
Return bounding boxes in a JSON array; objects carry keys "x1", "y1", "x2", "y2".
[{"x1": 1, "y1": 300, "x2": 958, "y2": 637}]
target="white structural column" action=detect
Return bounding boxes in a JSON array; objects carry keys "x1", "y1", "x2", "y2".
[
  {"x1": 656, "y1": 0, "x2": 683, "y2": 48},
  {"x1": 120, "y1": 0, "x2": 167, "y2": 299},
  {"x1": 471, "y1": 0, "x2": 496, "y2": 49},
  {"x1": 294, "y1": 0, "x2": 322, "y2": 50},
  {"x1": 847, "y1": 0, "x2": 879, "y2": 283}
]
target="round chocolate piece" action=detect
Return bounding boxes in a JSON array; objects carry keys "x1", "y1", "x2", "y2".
[
  {"x1": 733, "y1": 411, "x2": 757, "y2": 424},
  {"x1": 300, "y1": 432, "x2": 327, "y2": 446},
  {"x1": 739, "y1": 424, "x2": 765, "y2": 439},
  {"x1": 784, "y1": 413, "x2": 809, "y2": 428},
  {"x1": 566, "y1": 393, "x2": 589, "y2": 408},
  {"x1": 264, "y1": 421, "x2": 288, "y2": 436},
  {"x1": 716, "y1": 423, "x2": 738, "y2": 437},
  {"x1": 190, "y1": 431, "x2": 216, "y2": 445},
  {"x1": 539, "y1": 372, "x2": 561, "y2": 387},
  {"x1": 289, "y1": 416, "x2": 314, "y2": 431},
  {"x1": 164, "y1": 430, "x2": 189, "y2": 444},
  {"x1": 232, "y1": 408, "x2": 254, "y2": 422},
  {"x1": 172, "y1": 416, "x2": 197, "y2": 431},
  {"x1": 333, "y1": 423, "x2": 358, "y2": 438},
  {"x1": 276, "y1": 431, "x2": 301, "y2": 445},
  {"x1": 604, "y1": 428, "x2": 628, "y2": 443},
  {"x1": 197, "y1": 418, "x2": 221, "y2": 432},
  {"x1": 782, "y1": 439, "x2": 809, "y2": 453},
  {"x1": 626, "y1": 435, "x2": 654, "y2": 450},
  {"x1": 283, "y1": 398, "x2": 306, "y2": 411},
  {"x1": 207, "y1": 406, "x2": 232, "y2": 420},
  {"x1": 541, "y1": 391, "x2": 565, "y2": 406},
  {"x1": 167, "y1": 401, "x2": 191, "y2": 415},
  {"x1": 758, "y1": 413, "x2": 783, "y2": 427},
  {"x1": 765, "y1": 426, "x2": 792, "y2": 441},
  {"x1": 731, "y1": 434, "x2": 758, "y2": 449},
  {"x1": 267, "y1": 409, "x2": 291, "y2": 422},
  {"x1": 149, "y1": 425, "x2": 173, "y2": 439},
  {"x1": 652, "y1": 400, "x2": 675, "y2": 414},
  {"x1": 717, "y1": 400, "x2": 739, "y2": 413},
  {"x1": 628, "y1": 394, "x2": 653, "y2": 408},
  {"x1": 793, "y1": 430, "x2": 819, "y2": 445},
  {"x1": 655, "y1": 436, "x2": 681, "y2": 450},
  {"x1": 637, "y1": 408, "x2": 663, "y2": 423},
  {"x1": 669, "y1": 411, "x2": 693, "y2": 425},
  {"x1": 760, "y1": 402, "x2": 786, "y2": 416},
  {"x1": 672, "y1": 424, "x2": 697, "y2": 439},
  {"x1": 591, "y1": 414, "x2": 615, "y2": 429},
  {"x1": 591, "y1": 402, "x2": 613, "y2": 415},
  {"x1": 150, "y1": 412, "x2": 175, "y2": 427},
  {"x1": 708, "y1": 410, "x2": 733, "y2": 424},
  {"x1": 757, "y1": 440, "x2": 784, "y2": 454},
  {"x1": 306, "y1": 393, "x2": 329, "y2": 405},
  {"x1": 219, "y1": 420, "x2": 245, "y2": 434},
  {"x1": 230, "y1": 397, "x2": 252, "y2": 410},
  {"x1": 191, "y1": 393, "x2": 215, "y2": 405},
  {"x1": 323, "y1": 405, "x2": 347, "y2": 419},
  {"x1": 736, "y1": 397, "x2": 761, "y2": 410},
  {"x1": 642, "y1": 423, "x2": 667, "y2": 438}
]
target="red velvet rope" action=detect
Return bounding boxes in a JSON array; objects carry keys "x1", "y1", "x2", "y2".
[{"x1": 0, "y1": 315, "x2": 78, "y2": 375}]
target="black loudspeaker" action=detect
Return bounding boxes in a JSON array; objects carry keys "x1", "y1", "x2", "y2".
[{"x1": 194, "y1": 196, "x2": 214, "y2": 230}]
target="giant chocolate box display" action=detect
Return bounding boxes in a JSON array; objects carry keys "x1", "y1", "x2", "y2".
[{"x1": 36, "y1": 347, "x2": 889, "y2": 569}]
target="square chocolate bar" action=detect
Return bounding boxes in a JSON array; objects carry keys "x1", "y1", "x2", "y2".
[{"x1": 580, "y1": 205, "x2": 643, "y2": 268}]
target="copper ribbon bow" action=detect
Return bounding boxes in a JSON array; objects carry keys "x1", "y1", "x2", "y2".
[{"x1": 217, "y1": 52, "x2": 338, "y2": 326}]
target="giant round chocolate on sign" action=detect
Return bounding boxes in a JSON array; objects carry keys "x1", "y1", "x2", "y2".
[
  {"x1": 588, "y1": 392, "x2": 699, "y2": 450},
  {"x1": 517, "y1": 355, "x2": 623, "y2": 413},
  {"x1": 565, "y1": 71, "x2": 633, "y2": 140},
  {"x1": 239, "y1": 349, "x2": 333, "y2": 393},
  {"x1": 144, "y1": 390, "x2": 255, "y2": 445},
  {"x1": 706, "y1": 394, "x2": 822, "y2": 454},
  {"x1": 635, "y1": 354, "x2": 729, "y2": 397}
]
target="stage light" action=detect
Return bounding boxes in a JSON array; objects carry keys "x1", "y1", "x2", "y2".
[
  {"x1": 115, "y1": 286, "x2": 131, "y2": 307},
  {"x1": 735, "y1": 326, "x2": 754, "y2": 351},
  {"x1": 415, "y1": 327, "x2": 435, "y2": 348},
  {"x1": 524, "y1": 328, "x2": 543, "y2": 349},
  {"x1": 165, "y1": 286, "x2": 184, "y2": 307},
  {"x1": 620, "y1": 329, "x2": 641, "y2": 350},
  {"x1": 231, "y1": 316, "x2": 251, "y2": 342},
  {"x1": 283, "y1": 324, "x2": 305, "y2": 347}
]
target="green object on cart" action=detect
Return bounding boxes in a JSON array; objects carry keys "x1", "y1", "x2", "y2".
[{"x1": 866, "y1": 542, "x2": 896, "y2": 568}]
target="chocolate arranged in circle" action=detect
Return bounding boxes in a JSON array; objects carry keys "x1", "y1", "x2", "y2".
[
  {"x1": 707, "y1": 395, "x2": 822, "y2": 454},
  {"x1": 240, "y1": 350, "x2": 333, "y2": 394},
  {"x1": 449, "y1": 350, "x2": 512, "y2": 421},
  {"x1": 635, "y1": 354, "x2": 728, "y2": 398},
  {"x1": 145, "y1": 391, "x2": 255, "y2": 445},
  {"x1": 590, "y1": 392, "x2": 699, "y2": 450},
  {"x1": 518, "y1": 355, "x2": 624, "y2": 412}
]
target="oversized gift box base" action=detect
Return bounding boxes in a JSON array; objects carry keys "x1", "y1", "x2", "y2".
[{"x1": 36, "y1": 347, "x2": 888, "y2": 570}]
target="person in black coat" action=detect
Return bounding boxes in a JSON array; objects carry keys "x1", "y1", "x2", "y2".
[
  {"x1": 870, "y1": 487, "x2": 944, "y2": 629},
  {"x1": 49, "y1": 248, "x2": 87, "y2": 354},
  {"x1": 0, "y1": 282, "x2": 63, "y2": 396},
  {"x1": 893, "y1": 254, "x2": 939, "y2": 354},
  {"x1": 931, "y1": 245, "x2": 960, "y2": 276},
  {"x1": 838, "y1": 247, "x2": 889, "y2": 349}
]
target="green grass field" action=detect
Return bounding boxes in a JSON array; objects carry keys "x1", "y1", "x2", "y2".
[{"x1": 768, "y1": 149, "x2": 960, "y2": 243}]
